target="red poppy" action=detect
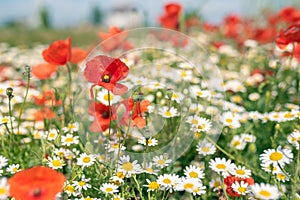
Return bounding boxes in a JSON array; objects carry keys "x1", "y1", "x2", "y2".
[
  {"x1": 84, "y1": 55, "x2": 129, "y2": 96},
  {"x1": 70, "y1": 48, "x2": 87, "y2": 64},
  {"x1": 276, "y1": 24, "x2": 300, "y2": 49},
  {"x1": 98, "y1": 26, "x2": 131, "y2": 52},
  {"x1": 32, "y1": 63, "x2": 58, "y2": 80},
  {"x1": 202, "y1": 22, "x2": 219, "y2": 32},
  {"x1": 293, "y1": 43, "x2": 300, "y2": 61},
  {"x1": 223, "y1": 14, "x2": 242, "y2": 39},
  {"x1": 171, "y1": 33, "x2": 188, "y2": 47},
  {"x1": 33, "y1": 90, "x2": 62, "y2": 106},
  {"x1": 88, "y1": 101, "x2": 115, "y2": 132},
  {"x1": 252, "y1": 27, "x2": 276, "y2": 44},
  {"x1": 159, "y1": 3, "x2": 182, "y2": 30},
  {"x1": 223, "y1": 175, "x2": 254, "y2": 197},
  {"x1": 42, "y1": 37, "x2": 72, "y2": 65},
  {"x1": 278, "y1": 6, "x2": 300, "y2": 24},
  {"x1": 8, "y1": 166, "x2": 65, "y2": 200},
  {"x1": 33, "y1": 107, "x2": 56, "y2": 121}
]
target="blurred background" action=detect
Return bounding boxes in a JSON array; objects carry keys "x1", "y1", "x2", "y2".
[{"x1": 0, "y1": 0, "x2": 299, "y2": 45}]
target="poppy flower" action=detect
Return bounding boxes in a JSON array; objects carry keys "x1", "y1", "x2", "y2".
[
  {"x1": 224, "y1": 175, "x2": 254, "y2": 197},
  {"x1": 33, "y1": 107, "x2": 56, "y2": 121},
  {"x1": 8, "y1": 166, "x2": 65, "y2": 200},
  {"x1": 32, "y1": 63, "x2": 58, "y2": 80},
  {"x1": 88, "y1": 101, "x2": 115, "y2": 132},
  {"x1": 84, "y1": 55, "x2": 129, "y2": 96},
  {"x1": 33, "y1": 90, "x2": 61, "y2": 106},
  {"x1": 159, "y1": 3, "x2": 182, "y2": 30},
  {"x1": 278, "y1": 6, "x2": 300, "y2": 24},
  {"x1": 252, "y1": 27, "x2": 276, "y2": 44},
  {"x1": 42, "y1": 37, "x2": 72, "y2": 65},
  {"x1": 293, "y1": 43, "x2": 300, "y2": 61},
  {"x1": 98, "y1": 26, "x2": 132, "y2": 52},
  {"x1": 276, "y1": 24, "x2": 300, "y2": 49},
  {"x1": 70, "y1": 48, "x2": 87, "y2": 64},
  {"x1": 171, "y1": 33, "x2": 188, "y2": 47}
]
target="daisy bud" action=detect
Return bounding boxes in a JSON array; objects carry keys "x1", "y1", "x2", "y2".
[{"x1": 6, "y1": 87, "x2": 14, "y2": 100}]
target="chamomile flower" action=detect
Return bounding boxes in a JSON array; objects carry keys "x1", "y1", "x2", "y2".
[
  {"x1": 231, "y1": 180, "x2": 249, "y2": 195},
  {"x1": 184, "y1": 165, "x2": 205, "y2": 179},
  {"x1": 137, "y1": 137, "x2": 158, "y2": 147},
  {"x1": 196, "y1": 140, "x2": 216, "y2": 156},
  {"x1": 64, "y1": 182, "x2": 80, "y2": 197},
  {"x1": 143, "y1": 179, "x2": 160, "y2": 192},
  {"x1": 142, "y1": 162, "x2": 159, "y2": 175},
  {"x1": 73, "y1": 176, "x2": 92, "y2": 191},
  {"x1": 241, "y1": 133, "x2": 256, "y2": 143},
  {"x1": 177, "y1": 178, "x2": 206, "y2": 195},
  {"x1": 287, "y1": 129, "x2": 300, "y2": 150},
  {"x1": 157, "y1": 174, "x2": 180, "y2": 192},
  {"x1": 0, "y1": 178, "x2": 9, "y2": 199},
  {"x1": 6, "y1": 164, "x2": 21, "y2": 174},
  {"x1": 96, "y1": 89, "x2": 120, "y2": 106},
  {"x1": 177, "y1": 69, "x2": 193, "y2": 81},
  {"x1": 47, "y1": 128, "x2": 59, "y2": 141},
  {"x1": 190, "y1": 117, "x2": 212, "y2": 132},
  {"x1": 100, "y1": 183, "x2": 118, "y2": 194},
  {"x1": 62, "y1": 122, "x2": 79, "y2": 133},
  {"x1": 106, "y1": 140, "x2": 126, "y2": 154},
  {"x1": 190, "y1": 86, "x2": 210, "y2": 98},
  {"x1": 32, "y1": 130, "x2": 46, "y2": 139},
  {"x1": 209, "y1": 157, "x2": 235, "y2": 178},
  {"x1": 170, "y1": 92, "x2": 184, "y2": 103},
  {"x1": 230, "y1": 165, "x2": 251, "y2": 179},
  {"x1": 153, "y1": 155, "x2": 172, "y2": 169},
  {"x1": 259, "y1": 146, "x2": 293, "y2": 167},
  {"x1": 251, "y1": 183, "x2": 281, "y2": 200},
  {"x1": 221, "y1": 111, "x2": 241, "y2": 129},
  {"x1": 261, "y1": 162, "x2": 281, "y2": 174},
  {"x1": 117, "y1": 155, "x2": 141, "y2": 177},
  {"x1": 47, "y1": 156, "x2": 65, "y2": 169},
  {"x1": 230, "y1": 135, "x2": 247, "y2": 150},
  {"x1": 0, "y1": 116, "x2": 14, "y2": 124},
  {"x1": 61, "y1": 134, "x2": 79, "y2": 146},
  {"x1": 0, "y1": 155, "x2": 8, "y2": 168},
  {"x1": 209, "y1": 177, "x2": 222, "y2": 191},
  {"x1": 77, "y1": 153, "x2": 96, "y2": 168},
  {"x1": 275, "y1": 171, "x2": 289, "y2": 182},
  {"x1": 158, "y1": 106, "x2": 179, "y2": 118}
]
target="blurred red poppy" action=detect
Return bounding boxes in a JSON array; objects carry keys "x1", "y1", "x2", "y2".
[
  {"x1": 98, "y1": 26, "x2": 132, "y2": 52},
  {"x1": 8, "y1": 166, "x2": 65, "y2": 200},
  {"x1": 293, "y1": 43, "x2": 300, "y2": 61},
  {"x1": 278, "y1": 6, "x2": 300, "y2": 24},
  {"x1": 32, "y1": 63, "x2": 58, "y2": 80},
  {"x1": 42, "y1": 37, "x2": 72, "y2": 65},
  {"x1": 70, "y1": 48, "x2": 87, "y2": 64},
  {"x1": 84, "y1": 55, "x2": 129, "y2": 96},
  {"x1": 159, "y1": 3, "x2": 182, "y2": 30},
  {"x1": 88, "y1": 101, "x2": 115, "y2": 132},
  {"x1": 33, "y1": 90, "x2": 62, "y2": 106},
  {"x1": 33, "y1": 107, "x2": 56, "y2": 121},
  {"x1": 276, "y1": 24, "x2": 300, "y2": 49}
]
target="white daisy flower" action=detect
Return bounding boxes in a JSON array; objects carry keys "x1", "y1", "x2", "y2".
[
  {"x1": 0, "y1": 155, "x2": 8, "y2": 168},
  {"x1": 47, "y1": 128, "x2": 59, "y2": 141},
  {"x1": 158, "y1": 106, "x2": 179, "y2": 118},
  {"x1": 157, "y1": 174, "x2": 180, "y2": 193},
  {"x1": 281, "y1": 111, "x2": 295, "y2": 122},
  {"x1": 231, "y1": 180, "x2": 249, "y2": 195},
  {"x1": 248, "y1": 93, "x2": 260, "y2": 101},
  {"x1": 259, "y1": 146, "x2": 293, "y2": 167},
  {"x1": 176, "y1": 177, "x2": 206, "y2": 195},
  {"x1": 47, "y1": 156, "x2": 65, "y2": 169},
  {"x1": 61, "y1": 134, "x2": 79, "y2": 146},
  {"x1": 143, "y1": 179, "x2": 160, "y2": 192},
  {"x1": 0, "y1": 116, "x2": 14, "y2": 124},
  {"x1": 177, "y1": 69, "x2": 193, "y2": 81},
  {"x1": 196, "y1": 140, "x2": 216, "y2": 156},
  {"x1": 248, "y1": 111, "x2": 262, "y2": 120},
  {"x1": 100, "y1": 183, "x2": 119, "y2": 194},
  {"x1": 105, "y1": 140, "x2": 126, "y2": 154},
  {"x1": 230, "y1": 135, "x2": 247, "y2": 150},
  {"x1": 275, "y1": 171, "x2": 289, "y2": 182},
  {"x1": 96, "y1": 89, "x2": 120, "y2": 106},
  {"x1": 190, "y1": 86, "x2": 210, "y2": 98},
  {"x1": 184, "y1": 165, "x2": 205, "y2": 179},
  {"x1": 77, "y1": 153, "x2": 96, "y2": 168},
  {"x1": 251, "y1": 183, "x2": 281, "y2": 200},
  {"x1": 142, "y1": 162, "x2": 159, "y2": 175},
  {"x1": 209, "y1": 157, "x2": 235, "y2": 178},
  {"x1": 62, "y1": 122, "x2": 79, "y2": 133},
  {"x1": 287, "y1": 129, "x2": 300, "y2": 150},
  {"x1": 137, "y1": 137, "x2": 158, "y2": 147},
  {"x1": 152, "y1": 155, "x2": 172, "y2": 169},
  {"x1": 190, "y1": 117, "x2": 212, "y2": 133},
  {"x1": 221, "y1": 112, "x2": 241, "y2": 129},
  {"x1": 170, "y1": 92, "x2": 184, "y2": 103},
  {"x1": 64, "y1": 182, "x2": 80, "y2": 197},
  {"x1": 32, "y1": 130, "x2": 46, "y2": 139},
  {"x1": 6, "y1": 163, "x2": 21, "y2": 174},
  {"x1": 0, "y1": 178, "x2": 9, "y2": 199},
  {"x1": 260, "y1": 162, "x2": 281, "y2": 174},
  {"x1": 117, "y1": 155, "x2": 141, "y2": 178},
  {"x1": 73, "y1": 175, "x2": 92, "y2": 191},
  {"x1": 230, "y1": 165, "x2": 251, "y2": 179},
  {"x1": 241, "y1": 133, "x2": 256, "y2": 143}
]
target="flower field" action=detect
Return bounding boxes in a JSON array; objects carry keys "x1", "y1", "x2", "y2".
[{"x1": 0, "y1": 3, "x2": 300, "y2": 200}]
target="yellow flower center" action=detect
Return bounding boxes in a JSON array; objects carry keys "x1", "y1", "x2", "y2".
[
  {"x1": 111, "y1": 143, "x2": 119, "y2": 149},
  {"x1": 0, "y1": 187, "x2": 6, "y2": 195},
  {"x1": 196, "y1": 91, "x2": 203, "y2": 96},
  {"x1": 165, "y1": 111, "x2": 172, "y2": 117},
  {"x1": 65, "y1": 137, "x2": 74, "y2": 143},
  {"x1": 201, "y1": 147, "x2": 210, "y2": 152},
  {"x1": 163, "y1": 178, "x2": 171, "y2": 184},
  {"x1": 225, "y1": 118, "x2": 233, "y2": 123},
  {"x1": 146, "y1": 168, "x2": 154, "y2": 173},
  {"x1": 213, "y1": 181, "x2": 221, "y2": 188},
  {"x1": 233, "y1": 141, "x2": 241, "y2": 146},
  {"x1": 276, "y1": 173, "x2": 286, "y2": 180},
  {"x1": 191, "y1": 119, "x2": 198, "y2": 125},
  {"x1": 184, "y1": 183, "x2": 194, "y2": 189},
  {"x1": 236, "y1": 169, "x2": 245, "y2": 175},
  {"x1": 83, "y1": 157, "x2": 91, "y2": 163},
  {"x1": 189, "y1": 171, "x2": 198, "y2": 178},
  {"x1": 238, "y1": 186, "x2": 246, "y2": 193},
  {"x1": 259, "y1": 190, "x2": 271, "y2": 197},
  {"x1": 149, "y1": 182, "x2": 159, "y2": 189},
  {"x1": 270, "y1": 151, "x2": 283, "y2": 161},
  {"x1": 79, "y1": 181, "x2": 86, "y2": 186},
  {"x1": 172, "y1": 93, "x2": 179, "y2": 99},
  {"x1": 198, "y1": 124, "x2": 205, "y2": 130},
  {"x1": 65, "y1": 185, "x2": 75, "y2": 192},
  {"x1": 12, "y1": 167, "x2": 18, "y2": 173},
  {"x1": 1, "y1": 118, "x2": 9, "y2": 123},
  {"x1": 49, "y1": 133, "x2": 56, "y2": 138},
  {"x1": 52, "y1": 160, "x2": 62, "y2": 167},
  {"x1": 157, "y1": 159, "x2": 165, "y2": 165},
  {"x1": 104, "y1": 93, "x2": 113, "y2": 101},
  {"x1": 216, "y1": 164, "x2": 226, "y2": 169},
  {"x1": 105, "y1": 187, "x2": 113, "y2": 193},
  {"x1": 122, "y1": 162, "x2": 133, "y2": 171},
  {"x1": 284, "y1": 112, "x2": 293, "y2": 118},
  {"x1": 68, "y1": 124, "x2": 76, "y2": 129}
]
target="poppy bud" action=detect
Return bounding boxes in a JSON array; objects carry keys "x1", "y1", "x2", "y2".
[{"x1": 6, "y1": 87, "x2": 14, "y2": 100}]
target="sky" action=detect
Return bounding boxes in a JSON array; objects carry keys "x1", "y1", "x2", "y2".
[{"x1": 0, "y1": 0, "x2": 298, "y2": 28}]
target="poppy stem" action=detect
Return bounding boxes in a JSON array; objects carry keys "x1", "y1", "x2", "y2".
[
  {"x1": 108, "y1": 90, "x2": 112, "y2": 136},
  {"x1": 66, "y1": 63, "x2": 74, "y2": 121}
]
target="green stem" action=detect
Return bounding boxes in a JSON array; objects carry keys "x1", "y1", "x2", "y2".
[
  {"x1": 292, "y1": 148, "x2": 300, "y2": 195},
  {"x1": 132, "y1": 175, "x2": 145, "y2": 200},
  {"x1": 108, "y1": 90, "x2": 112, "y2": 137},
  {"x1": 66, "y1": 63, "x2": 74, "y2": 121},
  {"x1": 220, "y1": 175, "x2": 229, "y2": 200},
  {"x1": 8, "y1": 98, "x2": 14, "y2": 135}
]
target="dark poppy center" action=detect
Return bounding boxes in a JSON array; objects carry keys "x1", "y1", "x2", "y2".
[
  {"x1": 102, "y1": 74, "x2": 111, "y2": 83},
  {"x1": 33, "y1": 188, "x2": 42, "y2": 197},
  {"x1": 101, "y1": 111, "x2": 110, "y2": 119}
]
